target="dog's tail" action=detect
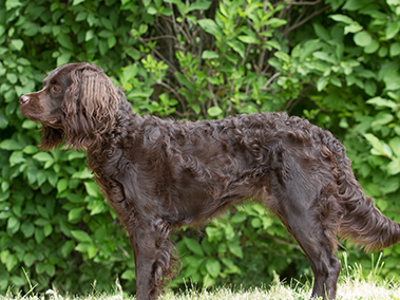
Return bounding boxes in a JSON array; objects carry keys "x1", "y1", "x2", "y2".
[{"x1": 321, "y1": 130, "x2": 400, "y2": 251}]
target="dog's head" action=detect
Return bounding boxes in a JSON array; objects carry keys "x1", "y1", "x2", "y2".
[{"x1": 19, "y1": 63, "x2": 119, "y2": 150}]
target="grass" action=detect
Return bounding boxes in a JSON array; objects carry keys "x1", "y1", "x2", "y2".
[
  {"x1": 2, "y1": 254, "x2": 400, "y2": 300},
  {"x1": 2, "y1": 279, "x2": 400, "y2": 300}
]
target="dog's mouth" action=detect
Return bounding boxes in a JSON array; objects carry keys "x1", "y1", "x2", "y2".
[{"x1": 47, "y1": 118, "x2": 58, "y2": 124}]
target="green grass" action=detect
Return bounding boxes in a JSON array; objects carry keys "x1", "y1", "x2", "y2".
[
  {"x1": 2, "y1": 254, "x2": 400, "y2": 300},
  {"x1": 2, "y1": 278, "x2": 400, "y2": 300}
]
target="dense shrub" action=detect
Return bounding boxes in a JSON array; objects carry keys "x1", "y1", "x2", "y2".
[{"x1": 1, "y1": 0, "x2": 400, "y2": 295}]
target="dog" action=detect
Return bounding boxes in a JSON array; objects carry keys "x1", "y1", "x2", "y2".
[{"x1": 19, "y1": 62, "x2": 400, "y2": 300}]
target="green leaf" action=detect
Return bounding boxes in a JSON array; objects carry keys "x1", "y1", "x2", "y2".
[
  {"x1": 37, "y1": 205, "x2": 50, "y2": 219},
  {"x1": 202, "y1": 50, "x2": 219, "y2": 59},
  {"x1": 57, "y1": 178, "x2": 68, "y2": 193},
  {"x1": 316, "y1": 77, "x2": 328, "y2": 92},
  {"x1": 67, "y1": 193, "x2": 83, "y2": 203},
  {"x1": 383, "y1": 70, "x2": 400, "y2": 91},
  {"x1": 184, "y1": 237, "x2": 204, "y2": 256},
  {"x1": 43, "y1": 223, "x2": 53, "y2": 237},
  {"x1": 313, "y1": 51, "x2": 336, "y2": 64},
  {"x1": 35, "y1": 227, "x2": 44, "y2": 244},
  {"x1": 251, "y1": 218, "x2": 262, "y2": 228},
  {"x1": 72, "y1": 168, "x2": 93, "y2": 179},
  {"x1": 364, "y1": 133, "x2": 393, "y2": 158},
  {"x1": 85, "y1": 30, "x2": 95, "y2": 41},
  {"x1": 10, "y1": 39, "x2": 24, "y2": 51},
  {"x1": 47, "y1": 173, "x2": 58, "y2": 187},
  {"x1": 364, "y1": 80, "x2": 377, "y2": 96},
  {"x1": 343, "y1": 0, "x2": 369, "y2": 11},
  {"x1": 89, "y1": 200, "x2": 105, "y2": 215},
  {"x1": 371, "y1": 113, "x2": 394, "y2": 127},
  {"x1": 68, "y1": 207, "x2": 84, "y2": 222},
  {"x1": 344, "y1": 23, "x2": 363, "y2": 35},
  {"x1": 238, "y1": 35, "x2": 260, "y2": 44},
  {"x1": 0, "y1": 112, "x2": 8, "y2": 129},
  {"x1": 2, "y1": 251, "x2": 18, "y2": 271},
  {"x1": 33, "y1": 152, "x2": 53, "y2": 163},
  {"x1": 274, "y1": 51, "x2": 290, "y2": 63},
  {"x1": 330, "y1": 14, "x2": 355, "y2": 25},
  {"x1": 198, "y1": 19, "x2": 220, "y2": 38},
  {"x1": 366, "y1": 97, "x2": 397, "y2": 110},
  {"x1": 387, "y1": 159, "x2": 400, "y2": 175},
  {"x1": 0, "y1": 139, "x2": 23, "y2": 150},
  {"x1": 108, "y1": 35, "x2": 117, "y2": 49},
  {"x1": 58, "y1": 33, "x2": 74, "y2": 51},
  {"x1": 23, "y1": 145, "x2": 39, "y2": 154},
  {"x1": 84, "y1": 181, "x2": 99, "y2": 197},
  {"x1": 313, "y1": 23, "x2": 330, "y2": 41},
  {"x1": 23, "y1": 253, "x2": 36, "y2": 267},
  {"x1": 7, "y1": 217, "x2": 20, "y2": 235},
  {"x1": 121, "y1": 269, "x2": 135, "y2": 280},
  {"x1": 227, "y1": 40, "x2": 245, "y2": 58},
  {"x1": 34, "y1": 218, "x2": 49, "y2": 227},
  {"x1": 76, "y1": 243, "x2": 97, "y2": 259},
  {"x1": 363, "y1": 39, "x2": 379, "y2": 54},
  {"x1": 101, "y1": 18, "x2": 114, "y2": 31},
  {"x1": 228, "y1": 242, "x2": 243, "y2": 258},
  {"x1": 230, "y1": 213, "x2": 247, "y2": 224},
  {"x1": 354, "y1": 31, "x2": 372, "y2": 47},
  {"x1": 188, "y1": 0, "x2": 211, "y2": 12},
  {"x1": 10, "y1": 151, "x2": 25, "y2": 166},
  {"x1": 207, "y1": 106, "x2": 223, "y2": 117},
  {"x1": 7, "y1": 73, "x2": 18, "y2": 84},
  {"x1": 330, "y1": 76, "x2": 342, "y2": 87},
  {"x1": 61, "y1": 240, "x2": 75, "y2": 257},
  {"x1": 389, "y1": 137, "x2": 400, "y2": 158},
  {"x1": 191, "y1": 104, "x2": 201, "y2": 115},
  {"x1": 76, "y1": 12, "x2": 87, "y2": 21},
  {"x1": 71, "y1": 230, "x2": 92, "y2": 243},
  {"x1": 21, "y1": 223, "x2": 35, "y2": 238},
  {"x1": 386, "y1": 20, "x2": 400, "y2": 40},
  {"x1": 265, "y1": 18, "x2": 287, "y2": 28},
  {"x1": 203, "y1": 274, "x2": 215, "y2": 287},
  {"x1": 205, "y1": 258, "x2": 221, "y2": 278},
  {"x1": 57, "y1": 50, "x2": 72, "y2": 66},
  {"x1": 73, "y1": 0, "x2": 85, "y2": 5},
  {"x1": 44, "y1": 264, "x2": 55, "y2": 277},
  {"x1": 390, "y1": 42, "x2": 400, "y2": 57}
]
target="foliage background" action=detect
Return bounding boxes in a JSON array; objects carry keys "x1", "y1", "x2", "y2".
[{"x1": 1, "y1": 0, "x2": 400, "y2": 295}]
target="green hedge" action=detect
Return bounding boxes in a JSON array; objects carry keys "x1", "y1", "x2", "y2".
[{"x1": 1, "y1": 0, "x2": 400, "y2": 295}]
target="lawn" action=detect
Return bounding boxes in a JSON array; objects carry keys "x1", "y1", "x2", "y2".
[
  {"x1": 2, "y1": 274, "x2": 400, "y2": 300},
  {"x1": 2, "y1": 254, "x2": 400, "y2": 300}
]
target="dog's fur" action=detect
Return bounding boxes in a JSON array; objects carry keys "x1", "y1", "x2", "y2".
[{"x1": 19, "y1": 63, "x2": 400, "y2": 300}]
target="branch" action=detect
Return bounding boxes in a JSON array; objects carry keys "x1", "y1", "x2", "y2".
[
  {"x1": 260, "y1": 72, "x2": 282, "y2": 90},
  {"x1": 139, "y1": 35, "x2": 178, "y2": 42},
  {"x1": 275, "y1": 0, "x2": 323, "y2": 7},
  {"x1": 285, "y1": 4, "x2": 330, "y2": 34},
  {"x1": 264, "y1": 233, "x2": 303, "y2": 252}
]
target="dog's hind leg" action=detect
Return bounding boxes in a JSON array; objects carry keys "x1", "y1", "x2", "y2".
[
  {"x1": 269, "y1": 180, "x2": 341, "y2": 300},
  {"x1": 290, "y1": 219, "x2": 340, "y2": 299}
]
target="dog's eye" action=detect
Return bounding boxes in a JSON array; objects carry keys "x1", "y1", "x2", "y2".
[{"x1": 52, "y1": 86, "x2": 62, "y2": 93}]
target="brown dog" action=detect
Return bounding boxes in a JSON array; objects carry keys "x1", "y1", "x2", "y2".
[{"x1": 19, "y1": 62, "x2": 400, "y2": 300}]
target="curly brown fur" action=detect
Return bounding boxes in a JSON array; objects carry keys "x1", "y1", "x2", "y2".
[{"x1": 19, "y1": 63, "x2": 400, "y2": 300}]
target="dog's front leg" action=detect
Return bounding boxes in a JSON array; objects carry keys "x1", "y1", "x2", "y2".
[{"x1": 129, "y1": 219, "x2": 173, "y2": 300}]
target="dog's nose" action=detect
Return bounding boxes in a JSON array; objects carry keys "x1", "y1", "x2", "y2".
[{"x1": 19, "y1": 95, "x2": 30, "y2": 105}]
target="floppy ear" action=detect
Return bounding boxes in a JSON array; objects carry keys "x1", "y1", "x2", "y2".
[
  {"x1": 62, "y1": 66, "x2": 119, "y2": 150},
  {"x1": 39, "y1": 126, "x2": 64, "y2": 151}
]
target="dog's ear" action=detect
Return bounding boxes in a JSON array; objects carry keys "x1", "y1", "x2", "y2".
[
  {"x1": 39, "y1": 126, "x2": 64, "y2": 151},
  {"x1": 62, "y1": 65, "x2": 119, "y2": 150}
]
